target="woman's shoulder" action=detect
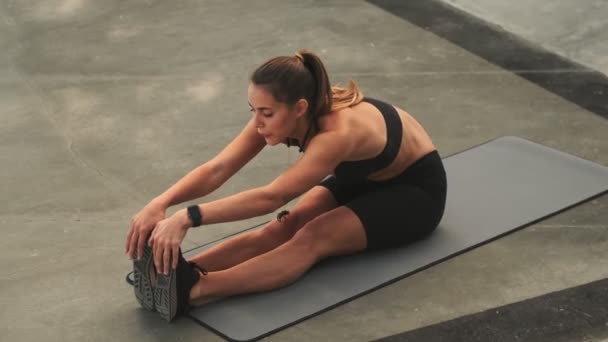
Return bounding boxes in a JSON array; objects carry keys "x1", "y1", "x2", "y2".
[{"x1": 312, "y1": 113, "x2": 352, "y2": 144}]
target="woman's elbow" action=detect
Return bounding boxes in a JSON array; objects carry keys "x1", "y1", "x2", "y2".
[{"x1": 261, "y1": 186, "x2": 293, "y2": 212}]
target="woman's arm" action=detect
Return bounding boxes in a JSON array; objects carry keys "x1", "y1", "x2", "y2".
[
  {"x1": 126, "y1": 118, "x2": 265, "y2": 260},
  {"x1": 149, "y1": 131, "x2": 349, "y2": 274},
  {"x1": 154, "y1": 118, "x2": 266, "y2": 209},
  {"x1": 179, "y1": 131, "x2": 349, "y2": 226}
]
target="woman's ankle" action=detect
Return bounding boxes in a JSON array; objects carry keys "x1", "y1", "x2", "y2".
[{"x1": 188, "y1": 273, "x2": 222, "y2": 307}]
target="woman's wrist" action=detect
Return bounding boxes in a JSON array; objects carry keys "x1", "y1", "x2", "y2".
[
  {"x1": 176, "y1": 208, "x2": 194, "y2": 230},
  {"x1": 151, "y1": 195, "x2": 171, "y2": 210}
]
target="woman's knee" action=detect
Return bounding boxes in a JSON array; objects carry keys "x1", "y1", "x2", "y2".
[
  {"x1": 288, "y1": 217, "x2": 332, "y2": 255},
  {"x1": 286, "y1": 225, "x2": 320, "y2": 260},
  {"x1": 261, "y1": 187, "x2": 337, "y2": 242},
  {"x1": 256, "y1": 211, "x2": 304, "y2": 244},
  {"x1": 289, "y1": 208, "x2": 368, "y2": 258}
]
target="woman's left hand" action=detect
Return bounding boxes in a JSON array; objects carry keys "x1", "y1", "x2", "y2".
[{"x1": 149, "y1": 210, "x2": 191, "y2": 275}]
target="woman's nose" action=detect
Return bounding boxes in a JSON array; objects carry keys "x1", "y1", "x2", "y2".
[{"x1": 254, "y1": 116, "x2": 264, "y2": 128}]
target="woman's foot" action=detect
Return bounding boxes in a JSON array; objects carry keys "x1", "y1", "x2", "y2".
[
  {"x1": 154, "y1": 249, "x2": 207, "y2": 322},
  {"x1": 132, "y1": 243, "x2": 156, "y2": 311}
]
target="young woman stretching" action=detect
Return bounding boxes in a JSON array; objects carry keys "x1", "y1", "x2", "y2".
[{"x1": 125, "y1": 50, "x2": 447, "y2": 322}]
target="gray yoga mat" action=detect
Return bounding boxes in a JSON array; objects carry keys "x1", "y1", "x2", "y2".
[{"x1": 177, "y1": 136, "x2": 608, "y2": 341}]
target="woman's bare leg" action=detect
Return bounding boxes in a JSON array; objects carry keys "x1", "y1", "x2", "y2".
[
  {"x1": 189, "y1": 206, "x2": 367, "y2": 304},
  {"x1": 186, "y1": 215, "x2": 299, "y2": 272},
  {"x1": 187, "y1": 186, "x2": 337, "y2": 272}
]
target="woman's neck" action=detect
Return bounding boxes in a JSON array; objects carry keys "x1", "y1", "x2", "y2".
[{"x1": 290, "y1": 115, "x2": 316, "y2": 152}]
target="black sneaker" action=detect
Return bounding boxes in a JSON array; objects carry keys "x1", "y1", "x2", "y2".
[
  {"x1": 154, "y1": 249, "x2": 207, "y2": 322},
  {"x1": 132, "y1": 242, "x2": 156, "y2": 311}
]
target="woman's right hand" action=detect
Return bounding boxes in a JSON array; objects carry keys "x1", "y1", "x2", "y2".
[{"x1": 125, "y1": 199, "x2": 167, "y2": 260}]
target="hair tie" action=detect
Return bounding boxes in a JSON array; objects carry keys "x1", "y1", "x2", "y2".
[{"x1": 295, "y1": 53, "x2": 305, "y2": 63}]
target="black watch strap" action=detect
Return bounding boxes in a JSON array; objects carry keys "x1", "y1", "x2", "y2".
[{"x1": 187, "y1": 205, "x2": 203, "y2": 227}]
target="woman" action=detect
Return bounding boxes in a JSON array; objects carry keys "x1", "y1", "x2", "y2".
[{"x1": 125, "y1": 50, "x2": 447, "y2": 322}]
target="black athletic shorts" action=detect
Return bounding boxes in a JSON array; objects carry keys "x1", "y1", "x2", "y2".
[{"x1": 319, "y1": 150, "x2": 447, "y2": 250}]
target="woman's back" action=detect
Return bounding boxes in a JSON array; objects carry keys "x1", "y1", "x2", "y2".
[{"x1": 318, "y1": 99, "x2": 437, "y2": 182}]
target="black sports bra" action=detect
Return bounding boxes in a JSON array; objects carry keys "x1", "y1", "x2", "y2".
[
  {"x1": 333, "y1": 97, "x2": 403, "y2": 182},
  {"x1": 286, "y1": 97, "x2": 403, "y2": 182}
]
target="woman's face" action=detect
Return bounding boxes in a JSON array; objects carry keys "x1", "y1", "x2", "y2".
[{"x1": 248, "y1": 83, "x2": 304, "y2": 146}]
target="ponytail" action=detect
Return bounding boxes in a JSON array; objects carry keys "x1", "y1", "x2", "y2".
[
  {"x1": 294, "y1": 50, "x2": 332, "y2": 120},
  {"x1": 331, "y1": 80, "x2": 364, "y2": 111},
  {"x1": 251, "y1": 50, "x2": 364, "y2": 119}
]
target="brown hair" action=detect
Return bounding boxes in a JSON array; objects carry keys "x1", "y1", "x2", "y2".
[
  {"x1": 250, "y1": 49, "x2": 364, "y2": 121},
  {"x1": 332, "y1": 80, "x2": 364, "y2": 111}
]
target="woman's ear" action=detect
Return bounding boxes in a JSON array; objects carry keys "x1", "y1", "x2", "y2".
[{"x1": 294, "y1": 98, "x2": 309, "y2": 119}]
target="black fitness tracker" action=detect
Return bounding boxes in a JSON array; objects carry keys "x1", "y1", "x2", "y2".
[{"x1": 187, "y1": 205, "x2": 203, "y2": 227}]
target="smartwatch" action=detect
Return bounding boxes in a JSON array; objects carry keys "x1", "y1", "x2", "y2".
[{"x1": 187, "y1": 205, "x2": 203, "y2": 227}]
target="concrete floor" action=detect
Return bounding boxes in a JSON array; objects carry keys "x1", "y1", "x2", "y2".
[
  {"x1": 444, "y1": 0, "x2": 608, "y2": 75},
  {"x1": 1, "y1": 1, "x2": 607, "y2": 341}
]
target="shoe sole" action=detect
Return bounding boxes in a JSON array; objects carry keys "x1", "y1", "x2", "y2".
[
  {"x1": 155, "y1": 266, "x2": 177, "y2": 322},
  {"x1": 133, "y1": 244, "x2": 155, "y2": 311}
]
